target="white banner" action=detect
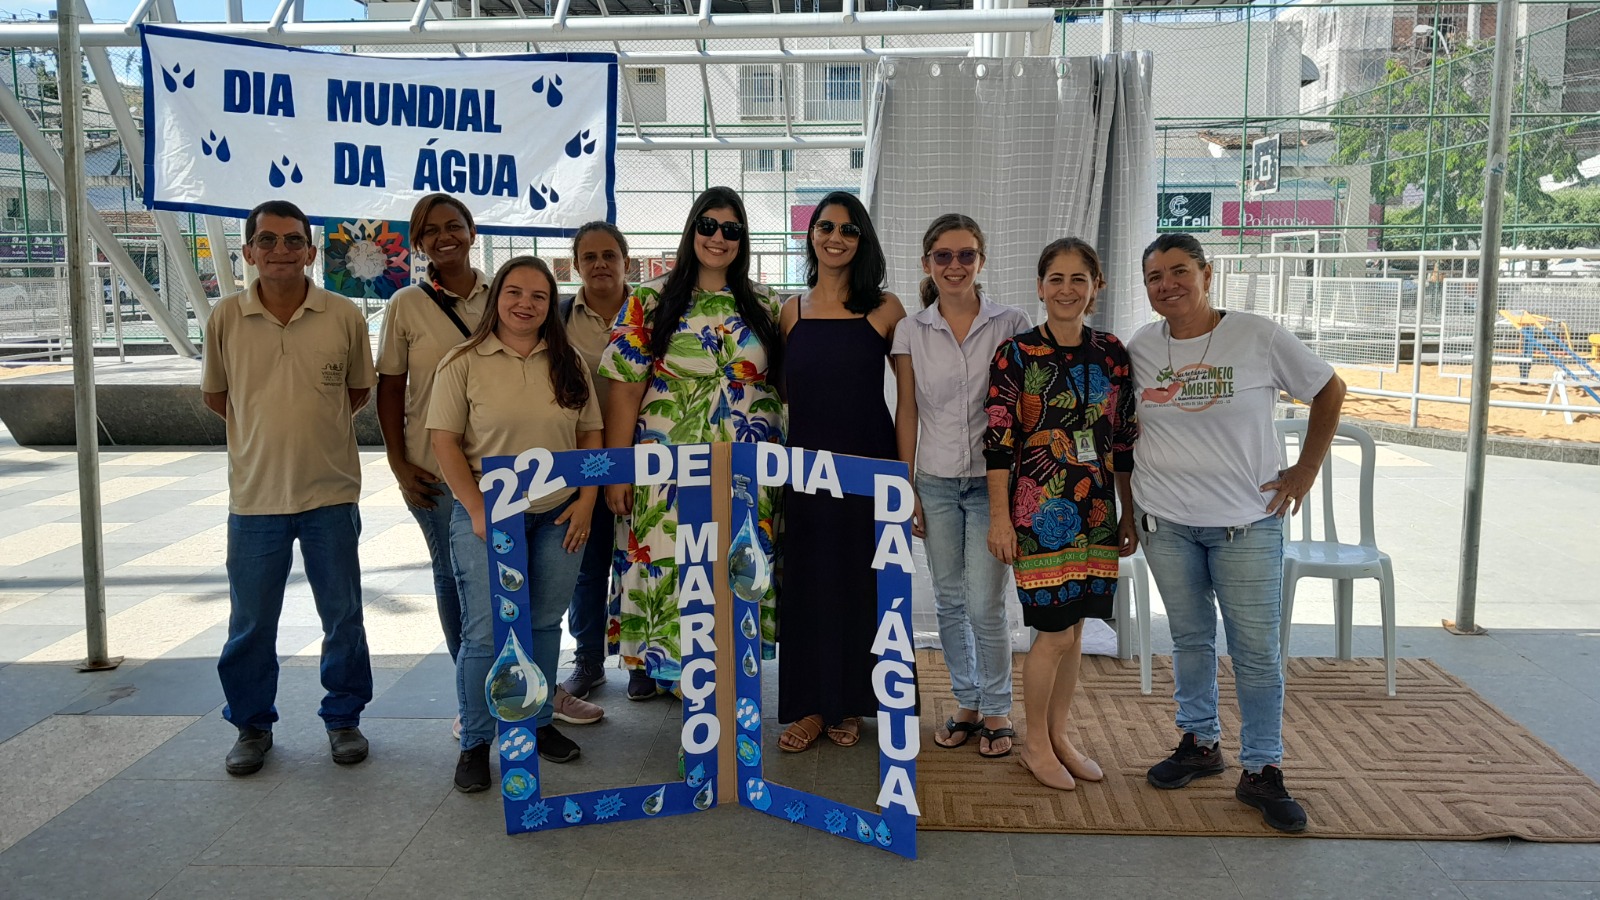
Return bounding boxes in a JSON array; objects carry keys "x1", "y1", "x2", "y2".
[{"x1": 141, "y1": 26, "x2": 617, "y2": 235}]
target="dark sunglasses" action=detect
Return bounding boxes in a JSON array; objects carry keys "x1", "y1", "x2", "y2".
[
  {"x1": 694, "y1": 216, "x2": 745, "y2": 241},
  {"x1": 813, "y1": 220, "x2": 862, "y2": 239},
  {"x1": 927, "y1": 248, "x2": 980, "y2": 267},
  {"x1": 251, "y1": 233, "x2": 309, "y2": 251}
]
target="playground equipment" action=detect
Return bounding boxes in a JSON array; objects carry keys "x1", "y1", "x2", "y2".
[{"x1": 1499, "y1": 310, "x2": 1600, "y2": 424}]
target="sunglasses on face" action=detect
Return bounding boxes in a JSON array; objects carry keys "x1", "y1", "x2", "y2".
[
  {"x1": 694, "y1": 216, "x2": 745, "y2": 241},
  {"x1": 927, "y1": 248, "x2": 981, "y2": 267},
  {"x1": 813, "y1": 220, "x2": 862, "y2": 239},
  {"x1": 251, "y1": 233, "x2": 309, "y2": 251}
]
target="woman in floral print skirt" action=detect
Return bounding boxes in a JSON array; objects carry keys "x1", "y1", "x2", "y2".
[
  {"x1": 598, "y1": 187, "x2": 784, "y2": 700},
  {"x1": 983, "y1": 238, "x2": 1139, "y2": 791}
]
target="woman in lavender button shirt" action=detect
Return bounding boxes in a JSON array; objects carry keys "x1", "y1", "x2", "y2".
[{"x1": 891, "y1": 214, "x2": 1031, "y2": 760}]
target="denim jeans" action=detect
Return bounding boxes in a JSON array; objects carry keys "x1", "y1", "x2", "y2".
[
  {"x1": 451, "y1": 496, "x2": 584, "y2": 750},
  {"x1": 1138, "y1": 511, "x2": 1285, "y2": 772},
  {"x1": 406, "y1": 479, "x2": 462, "y2": 661},
  {"x1": 219, "y1": 503, "x2": 373, "y2": 732},
  {"x1": 917, "y1": 473, "x2": 1014, "y2": 717},
  {"x1": 566, "y1": 510, "x2": 615, "y2": 666}
]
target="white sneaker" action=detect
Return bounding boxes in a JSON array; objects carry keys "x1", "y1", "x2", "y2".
[
  {"x1": 451, "y1": 714, "x2": 462, "y2": 741},
  {"x1": 552, "y1": 686, "x2": 605, "y2": 725}
]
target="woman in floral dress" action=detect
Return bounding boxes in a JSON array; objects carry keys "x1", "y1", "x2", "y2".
[
  {"x1": 983, "y1": 238, "x2": 1138, "y2": 791},
  {"x1": 598, "y1": 187, "x2": 784, "y2": 700}
]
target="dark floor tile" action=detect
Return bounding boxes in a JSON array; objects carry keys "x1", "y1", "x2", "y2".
[
  {"x1": 152, "y1": 865, "x2": 387, "y2": 899},
  {"x1": 0, "y1": 663, "x2": 94, "y2": 743},
  {"x1": 1420, "y1": 840, "x2": 1600, "y2": 883},
  {"x1": 1212, "y1": 837, "x2": 1465, "y2": 900}
]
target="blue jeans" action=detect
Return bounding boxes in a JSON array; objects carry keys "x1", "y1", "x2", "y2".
[
  {"x1": 407, "y1": 480, "x2": 463, "y2": 661},
  {"x1": 917, "y1": 473, "x2": 1013, "y2": 717},
  {"x1": 566, "y1": 510, "x2": 614, "y2": 666},
  {"x1": 451, "y1": 496, "x2": 584, "y2": 750},
  {"x1": 219, "y1": 503, "x2": 373, "y2": 732},
  {"x1": 1138, "y1": 511, "x2": 1285, "y2": 772}
]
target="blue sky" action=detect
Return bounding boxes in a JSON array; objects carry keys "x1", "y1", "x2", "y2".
[{"x1": 1, "y1": 0, "x2": 367, "y2": 23}]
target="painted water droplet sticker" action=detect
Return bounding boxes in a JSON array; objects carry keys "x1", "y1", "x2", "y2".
[
  {"x1": 855, "y1": 813, "x2": 874, "y2": 843},
  {"x1": 562, "y1": 797, "x2": 583, "y2": 823},
  {"x1": 501, "y1": 767, "x2": 537, "y2": 800},
  {"x1": 497, "y1": 594, "x2": 519, "y2": 623},
  {"x1": 736, "y1": 734, "x2": 761, "y2": 766},
  {"x1": 740, "y1": 609, "x2": 758, "y2": 639},
  {"x1": 735, "y1": 696, "x2": 760, "y2": 731},
  {"x1": 874, "y1": 820, "x2": 893, "y2": 847},
  {"x1": 728, "y1": 511, "x2": 771, "y2": 602},
  {"x1": 642, "y1": 785, "x2": 666, "y2": 816},
  {"x1": 491, "y1": 528, "x2": 514, "y2": 554},
  {"x1": 745, "y1": 777, "x2": 771, "y2": 811},
  {"x1": 741, "y1": 646, "x2": 758, "y2": 677},
  {"x1": 692, "y1": 780, "x2": 714, "y2": 810},
  {"x1": 685, "y1": 762, "x2": 706, "y2": 787},
  {"x1": 497, "y1": 562, "x2": 524, "y2": 592},
  {"x1": 485, "y1": 630, "x2": 546, "y2": 722}
]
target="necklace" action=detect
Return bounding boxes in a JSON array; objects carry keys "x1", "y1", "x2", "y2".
[{"x1": 1165, "y1": 308, "x2": 1221, "y2": 375}]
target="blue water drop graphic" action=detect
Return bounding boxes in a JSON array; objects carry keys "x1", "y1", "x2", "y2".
[
  {"x1": 583, "y1": 138, "x2": 596, "y2": 154},
  {"x1": 741, "y1": 645, "x2": 758, "y2": 677},
  {"x1": 562, "y1": 797, "x2": 583, "y2": 823},
  {"x1": 740, "y1": 608, "x2": 758, "y2": 640},
  {"x1": 531, "y1": 76, "x2": 545, "y2": 93},
  {"x1": 268, "y1": 161, "x2": 285, "y2": 188},
  {"x1": 485, "y1": 630, "x2": 546, "y2": 723},
  {"x1": 547, "y1": 75, "x2": 564, "y2": 107},
  {"x1": 692, "y1": 780, "x2": 714, "y2": 810},
  {"x1": 491, "y1": 528, "x2": 514, "y2": 554},
  {"x1": 874, "y1": 820, "x2": 893, "y2": 847},
  {"x1": 161, "y1": 68, "x2": 176, "y2": 92},
  {"x1": 201, "y1": 138, "x2": 212, "y2": 157},
  {"x1": 642, "y1": 785, "x2": 666, "y2": 816},
  {"x1": 547, "y1": 186, "x2": 559, "y2": 203},
  {"x1": 564, "y1": 132, "x2": 583, "y2": 158},
  {"x1": 182, "y1": 69, "x2": 195, "y2": 89},
  {"x1": 855, "y1": 814, "x2": 874, "y2": 843},
  {"x1": 216, "y1": 138, "x2": 231, "y2": 162},
  {"x1": 728, "y1": 511, "x2": 770, "y2": 602},
  {"x1": 289, "y1": 165, "x2": 303, "y2": 184},
  {"x1": 497, "y1": 594, "x2": 519, "y2": 623},
  {"x1": 685, "y1": 762, "x2": 706, "y2": 787},
  {"x1": 497, "y1": 562, "x2": 523, "y2": 592},
  {"x1": 528, "y1": 184, "x2": 548, "y2": 211}
]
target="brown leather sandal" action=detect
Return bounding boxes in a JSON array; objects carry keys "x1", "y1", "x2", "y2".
[
  {"x1": 826, "y1": 717, "x2": 862, "y2": 748},
  {"x1": 779, "y1": 715, "x2": 824, "y2": 753}
]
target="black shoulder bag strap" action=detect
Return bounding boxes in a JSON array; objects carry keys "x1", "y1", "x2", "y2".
[{"x1": 419, "y1": 282, "x2": 472, "y2": 339}]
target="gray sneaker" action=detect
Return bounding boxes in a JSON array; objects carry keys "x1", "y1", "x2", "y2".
[
  {"x1": 328, "y1": 726, "x2": 369, "y2": 765},
  {"x1": 225, "y1": 727, "x2": 272, "y2": 776},
  {"x1": 561, "y1": 659, "x2": 607, "y2": 700}
]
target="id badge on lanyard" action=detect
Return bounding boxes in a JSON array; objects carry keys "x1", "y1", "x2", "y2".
[{"x1": 1074, "y1": 428, "x2": 1098, "y2": 463}]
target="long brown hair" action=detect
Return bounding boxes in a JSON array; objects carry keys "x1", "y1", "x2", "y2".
[
  {"x1": 919, "y1": 213, "x2": 987, "y2": 308},
  {"x1": 445, "y1": 256, "x2": 589, "y2": 410}
]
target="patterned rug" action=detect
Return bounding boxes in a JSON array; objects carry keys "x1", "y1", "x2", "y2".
[{"x1": 915, "y1": 651, "x2": 1600, "y2": 840}]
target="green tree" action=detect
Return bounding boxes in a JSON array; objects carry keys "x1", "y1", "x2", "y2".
[
  {"x1": 1523, "y1": 188, "x2": 1600, "y2": 250},
  {"x1": 1332, "y1": 41, "x2": 1581, "y2": 250}
]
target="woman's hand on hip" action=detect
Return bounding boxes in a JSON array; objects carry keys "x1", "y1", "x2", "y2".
[
  {"x1": 1261, "y1": 462, "x2": 1318, "y2": 517},
  {"x1": 986, "y1": 518, "x2": 1017, "y2": 565}
]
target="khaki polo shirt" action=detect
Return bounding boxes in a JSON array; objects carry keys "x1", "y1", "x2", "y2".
[
  {"x1": 375, "y1": 271, "x2": 490, "y2": 478},
  {"x1": 565, "y1": 286, "x2": 627, "y2": 415},
  {"x1": 201, "y1": 281, "x2": 378, "y2": 516},
  {"x1": 426, "y1": 333, "x2": 604, "y2": 513}
]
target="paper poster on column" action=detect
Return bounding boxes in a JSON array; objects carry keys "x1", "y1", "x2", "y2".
[{"x1": 140, "y1": 25, "x2": 617, "y2": 235}]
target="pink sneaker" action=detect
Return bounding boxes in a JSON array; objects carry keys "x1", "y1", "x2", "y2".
[{"x1": 553, "y1": 686, "x2": 605, "y2": 725}]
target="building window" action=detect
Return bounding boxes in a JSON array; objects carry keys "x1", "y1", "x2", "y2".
[
  {"x1": 849, "y1": 148, "x2": 865, "y2": 170},
  {"x1": 621, "y1": 67, "x2": 668, "y2": 123},
  {"x1": 804, "y1": 63, "x2": 863, "y2": 121},
  {"x1": 739, "y1": 65, "x2": 790, "y2": 119},
  {"x1": 742, "y1": 149, "x2": 794, "y2": 173}
]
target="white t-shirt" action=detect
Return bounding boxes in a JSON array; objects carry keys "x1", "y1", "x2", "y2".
[{"x1": 1128, "y1": 311, "x2": 1334, "y2": 527}]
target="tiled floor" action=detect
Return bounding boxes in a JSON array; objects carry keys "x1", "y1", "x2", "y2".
[{"x1": 2, "y1": 421, "x2": 1599, "y2": 899}]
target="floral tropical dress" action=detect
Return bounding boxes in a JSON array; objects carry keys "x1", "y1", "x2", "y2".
[
  {"x1": 597, "y1": 280, "x2": 784, "y2": 688},
  {"x1": 982, "y1": 325, "x2": 1138, "y2": 623}
]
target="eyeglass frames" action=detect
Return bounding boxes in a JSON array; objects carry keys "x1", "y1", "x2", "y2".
[
  {"x1": 926, "y1": 248, "x2": 981, "y2": 267},
  {"x1": 251, "y1": 233, "x2": 309, "y2": 251},
  {"x1": 694, "y1": 216, "x2": 746, "y2": 241},
  {"x1": 813, "y1": 220, "x2": 862, "y2": 239}
]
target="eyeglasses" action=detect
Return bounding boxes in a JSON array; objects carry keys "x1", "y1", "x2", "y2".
[
  {"x1": 927, "y1": 248, "x2": 981, "y2": 267},
  {"x1": 694, "y1": 216, "x2": 745, "y2": 241},
  {"x1": 813, "y1": 220, "x2": 862, "y2": 239},
  {"x1": 251, "y1": 233, "x2": 309, "y2": 251}
]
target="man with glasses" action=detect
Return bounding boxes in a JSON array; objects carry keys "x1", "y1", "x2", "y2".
[{"x1": 201, "y1": 200, "x2": 378, "y2": 776}]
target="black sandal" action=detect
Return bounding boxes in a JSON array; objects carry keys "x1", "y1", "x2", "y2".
[
  {"x1": 978, "y1": 726, "x2": 1016, "y2": 759},
  {"x1": 935, "y1": 717, "x2": 982, "y2": 749}
]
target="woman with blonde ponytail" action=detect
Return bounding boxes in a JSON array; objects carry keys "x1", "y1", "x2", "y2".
[{"x1": 890, "y1": 214, "x2": 1030, "y2": 759}]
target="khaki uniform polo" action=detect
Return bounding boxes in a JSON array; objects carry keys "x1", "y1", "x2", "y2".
[
  {"x1": 565, "y1": 286, "x2": 627, "y2": 415},
  {"x1": 426, "y1": 333, "x2": 604, "y2": 513},
  {"x1": 201, "y1": 281, "x2": 378, "y2": 516},
  {"x1": 375, "y1": 271, "x2": 490, "y2": 478}
]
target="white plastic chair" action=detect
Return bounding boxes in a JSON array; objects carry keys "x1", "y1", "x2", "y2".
[
  {"x1": 1275, "y1": 419, "x2": 1398, "y2": 697},
  {"x1": 1114, "y1": 548, "x2": 1153, "y2": 695}
]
